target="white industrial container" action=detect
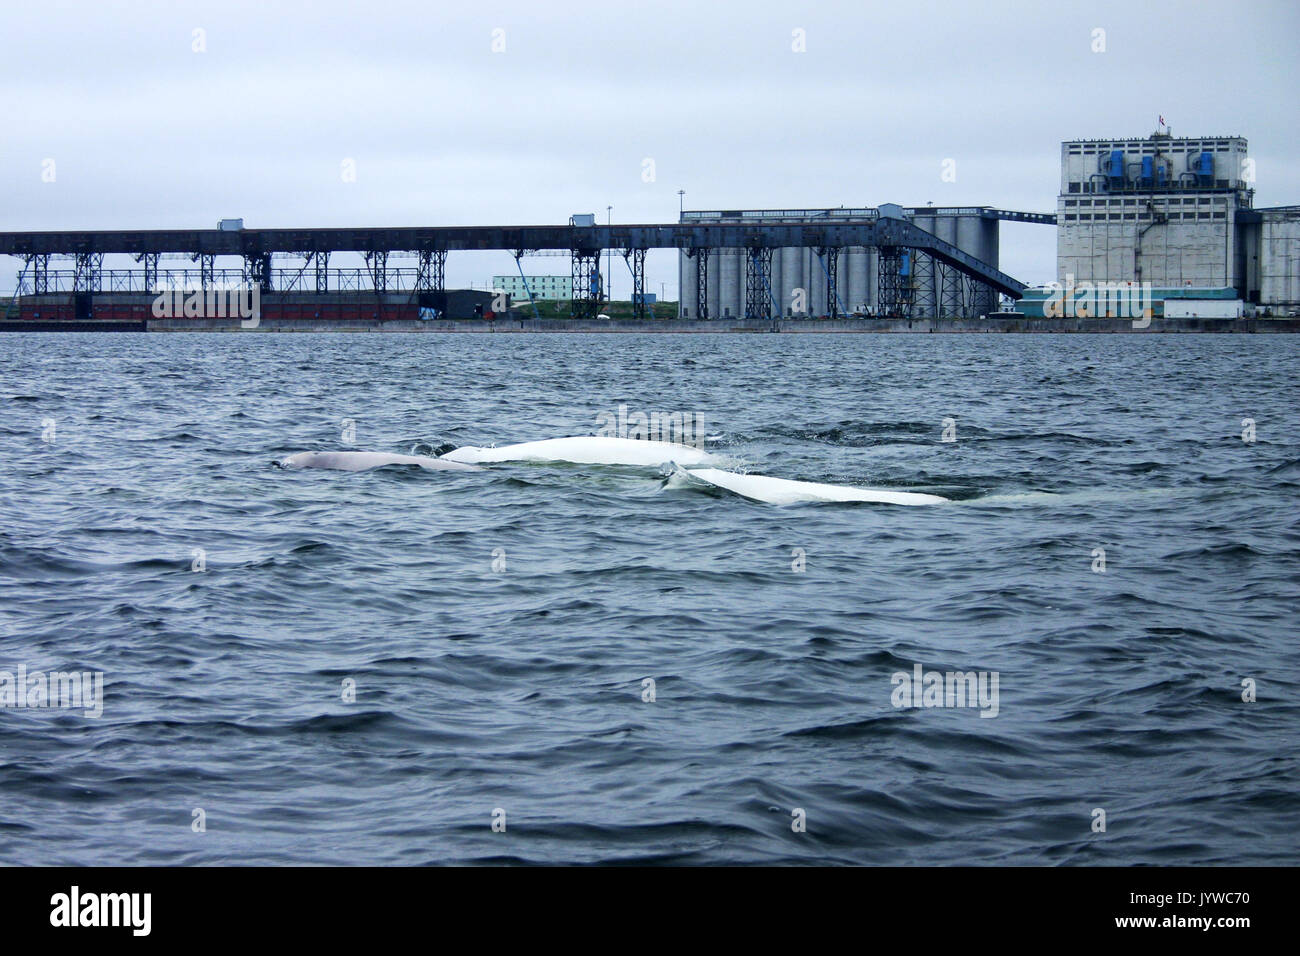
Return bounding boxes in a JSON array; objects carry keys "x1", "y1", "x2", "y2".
[
  {"x1": 1161, "y1": 299, "x2": 1244, "y2": 318},
  {"x1": 219, "y1": 219, "x2": 244, "y2": 231}
]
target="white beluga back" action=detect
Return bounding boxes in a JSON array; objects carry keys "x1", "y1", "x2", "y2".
[
  {"x1": 685, "y1": 468, "x2": 947, "y2": 506},
  {"x1": 440, "y1": 435, "x2": 718, "y2": 467},
  {"x1": 279, "y1": 451, "x2": 480, "y2": 472}
]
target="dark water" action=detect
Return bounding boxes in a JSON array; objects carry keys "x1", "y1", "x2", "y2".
[{"x1": 1, "y1": 332, "x2": 1297, "y2": 865}]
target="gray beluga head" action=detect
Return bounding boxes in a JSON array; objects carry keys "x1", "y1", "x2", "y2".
[{"x1": 277, "y1": 451, "x2": 480, "y2": 472}]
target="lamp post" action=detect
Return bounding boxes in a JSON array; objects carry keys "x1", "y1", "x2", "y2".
[
  {"x1": 606, "y1": 205, "x2": 612, "y2": 303},
  {"x1": 677, "y1": 190, "x2": 685, "y2": 318}
]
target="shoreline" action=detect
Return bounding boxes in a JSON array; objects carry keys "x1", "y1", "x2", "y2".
[{"x1": 3, "y1": 316, "x2": 1299, "y2": 333}]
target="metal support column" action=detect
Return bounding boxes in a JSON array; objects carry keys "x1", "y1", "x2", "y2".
[
  {"x1": 364, "y1": 251, "x2": 387, "y2": 293},
  {"x1": 877, "y1": 246, "x2": 911, "y2": 318},
  {"x1": 570, "y1": 248, "x2": 603, "y2": 320},
  {"x1": 73, "y1": 252, "x2": 104, "y2": 293},
  {"x1": 198, "y1": 254, "x2": 215, "y2": 291},
  {"x1": 314, "y1": 251, "x2": 330, "y2": 292},
  {"x1": 137, "y1": 253, "x2": 160, "y2": 293},
  {"x1": 816, "y1": 246, "x2": 842, "y2": 317},
  {"x1": 912, "y1": 251, "x2": 937, "y2": 318},
  {"x1": 691, "y1": 248, "x2": 711, "y2": 319},
  {"x1": 29, "y1": 254, "x2": 50, "y2": 295},
  {"x1": 971, "y1": 278, "x2": 996, "y2": 318},
  {"x1": 936, "y1": 260, "x2": 952, "y2": 317},
  {"x1": 745, "y1": 246, "x2": 774, "y2": 319},
  {"x1": 623, "y1": 248, "x2": 647, "y2": 319},
  {"x1": 416, "y1": 249, "x2": 446, "y2": 292},
  {"x1": 245, "y1": 253, "x2": 272, "y2": 293}
]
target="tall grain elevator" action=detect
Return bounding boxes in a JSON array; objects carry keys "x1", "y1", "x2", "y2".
[{"x1": 1056, "y1": 132, "x2": 1252, "y2": 288}]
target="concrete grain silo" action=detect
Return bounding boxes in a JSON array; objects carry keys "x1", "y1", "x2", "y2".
[{"x1": 679, "y1": 206, "x2": 1008, "y2": 318}]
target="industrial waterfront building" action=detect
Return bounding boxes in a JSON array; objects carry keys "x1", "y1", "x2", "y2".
[
  {"x1": 1056, "y1": 131, "x2": 1297, "y2": 312},
  {"x1": 677, "y1": 131, "x2": 1298, "y2": 321},
  {"x1": 1, "y1": 217, "x2": 1022, "y2": 327},
  {"x1": 2, "y1": 129, "x2": 1296, "y2": 328},
  {"x1": 1057, "y1": 133, "x2": 1247, "y2": 290}
]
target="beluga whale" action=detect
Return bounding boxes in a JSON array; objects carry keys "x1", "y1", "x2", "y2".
[
  {"x1": 683, "y1": 468, "x2": 948, "y2": 506},
  {"x1": 439, "y1": 435, "x2": 719, "y2": 467},
  {"x1": 277, "y1": 451, "x2": 480, "y2": 472}
]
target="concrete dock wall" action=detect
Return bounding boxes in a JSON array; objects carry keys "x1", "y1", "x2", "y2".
[{"x1": 146, "y1": 316, "x2": 1300, "y2": 333}]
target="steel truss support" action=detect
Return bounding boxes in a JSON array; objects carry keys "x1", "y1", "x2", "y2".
[
  {"x1": 416, "y1": 249, "x2": 446, "y2": 292},
  {"x1": 816, "y1": 246, "x2": 841, "y2": 317},
  {"x1": 194, "y1": 254, "x2": 215, "y2": 290},
  {"x1": 936, "y1": 259, "x2": 957, "y2": 317},
  {"x1": 73, "y1": 253, "x2": 104, "y2": 293},
  {"x1": 912, "y1": 250, "x2": 937, "y2": 318},
  {"x1": 877, "y1": 246, "x2": 912, "y2": 318},
  {"x1": 570, "y1": 248, "x2": 603, "y2": 320},
  {"x1": 29, "y1": 254, "x2": 51, "y2": 295},
  {"x1": 953, "y1": 264, "x2": 973, "y2": 317},
  {"x1": 245, "y1": 253, "x2": 273, "y2": 293},
  {"x1": 744, "y1": 246, "x2": 774, "y2": 319},
  {"x1": 364, "y1": 251, "x2": 388, "y2": 293},
  {"x1": 623, "y1": 248, "x2": 648, "y2": 319},
  {"x1": 135, "y1": 253, "x2": 160, "y2": 293},
  {"x1": 893, "y1": 252, "x2": 996, "y2": 319},
  {"x1": 961, "y1": 274, "x2": 977, "y2": 317},
  {"x1": 690, "y1": 247, "x2": 711, "y2": 319},
  {"x1": 969, "y1": 276, "x2": 996, "y2": 318},
  {"x1": 937, "y1": 261, "x2": 991, "y2": 318},
  {"x1": 314, "y1": 251, "x2": 330, "y2": 292}
]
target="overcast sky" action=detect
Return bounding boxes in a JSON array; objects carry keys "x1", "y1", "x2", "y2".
[{"x1": 3, "y1": 0, "x2": 1297, "y2": 294}]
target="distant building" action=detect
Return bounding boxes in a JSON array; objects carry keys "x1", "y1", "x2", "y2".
[{"x1": 492, "y1": 275, "x2": 571, "y2": 301}]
